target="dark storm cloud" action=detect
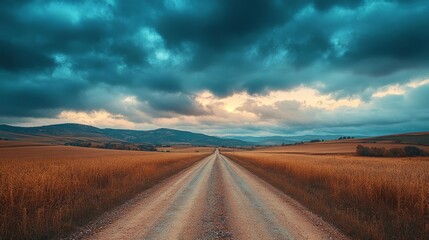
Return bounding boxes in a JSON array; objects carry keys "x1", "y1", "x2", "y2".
[
  {"x1": 156, "y1": 0, "x2": 289, "y2": 49},
  {"x1": 0, "y1": 76, "x2": 88, "y2": 117},
  {"x1": 311, "y1": 0, "x2": 363, "y2": 10},
  {"x1": 144, "y1": 92, "x2": 208, "y2": 116},
  {"x1": 0, "y1": 40, "x2": 55, "y2": 71},
  {"x1": 109, "y1": 39, "x2": 148, "y2": 66},
  {"x1": 335, "y1": 5, "x2": 429, "y2": 76},
  {"x1": 0, "y1": 0, "x2": 428, "y2": 134}
]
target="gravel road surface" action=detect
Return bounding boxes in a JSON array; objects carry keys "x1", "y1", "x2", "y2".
[{"x1": 84, "y1": 149, "x2": 347, "y2": 240}]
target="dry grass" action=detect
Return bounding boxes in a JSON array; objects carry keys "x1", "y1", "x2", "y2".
[
  {"x1": 0, "y1": 143, "x2": 211, "y2": 239},
  {"x1": 224, "y1": 149, "x2": 429, "y2": 240}
]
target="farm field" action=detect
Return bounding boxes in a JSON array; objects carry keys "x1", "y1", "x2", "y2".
[
  {"x1": 223, "y1": 141, "x2": 429, "y2": 240},
  {"x1": 0, "y1": 141, "x2": 212, "y2": 239}
]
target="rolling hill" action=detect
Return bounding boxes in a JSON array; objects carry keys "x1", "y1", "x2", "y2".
[{"x1": 0, "y1": 123, "x2": 250, "y2": 147}]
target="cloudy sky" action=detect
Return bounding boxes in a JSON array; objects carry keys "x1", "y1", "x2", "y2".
[{"x1": 1, "y1": 0, "x2": 428, "y2": 136}]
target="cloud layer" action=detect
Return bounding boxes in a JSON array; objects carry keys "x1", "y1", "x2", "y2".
[{"x1": 1, "y1": 0, "x2": 428, "y2": 135}]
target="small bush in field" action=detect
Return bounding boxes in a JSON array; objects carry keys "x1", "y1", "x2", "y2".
[
  {"x1": 389, "y1": 147, "x2": 406, "y2": 157},
  {"x1": 404, "y1": 146, "x2": 425, "y2": 156},
  {"x1": 356, "y1": 145, "x2": 370, "y2": 156},
  {"x1": 371, "y1": 146, "x2": 387, "y2": 157}
]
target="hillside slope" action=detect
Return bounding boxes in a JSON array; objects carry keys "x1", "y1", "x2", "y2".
[{"x1": 0, "y1": 124, "x2": 249, "y2": 146}]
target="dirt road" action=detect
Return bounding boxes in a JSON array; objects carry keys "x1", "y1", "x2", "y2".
[{"x1": 85, "y1": 149, "x2": 347, "y2": 240}]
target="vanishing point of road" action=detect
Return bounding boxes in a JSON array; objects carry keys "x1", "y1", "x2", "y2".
[{"x1": 84, "y1": 149, "x2": 348, "y2": 240}]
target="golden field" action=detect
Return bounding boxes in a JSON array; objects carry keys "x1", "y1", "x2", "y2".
[
  {"x1": 0, "y1": 141, "x2": 211, "y2": 239},
  {"x1": 223, "y1": 143, "x2": 429, "y2": 240}
]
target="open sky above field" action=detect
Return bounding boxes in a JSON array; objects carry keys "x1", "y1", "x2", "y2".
[{"x1": 1, "y1": 0, "x2": 428, "y2": 136}]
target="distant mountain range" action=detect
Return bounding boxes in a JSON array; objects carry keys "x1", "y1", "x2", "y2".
[{"x1": 0, "y1": 124, "x2": 249, "y2": 147}]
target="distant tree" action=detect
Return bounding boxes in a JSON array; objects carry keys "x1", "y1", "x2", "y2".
[
  {"x1": 404, "y1": 146, "x2": 424, "y2": 156},
  {"x1": 356, "y1": 145, "x2": 370, "y2": 156},
  {"x1": 389, "y1": 147, "x2": 406, "y2": 157},
  {"x1": 370, "y1": 147, "x2": 387, "y2": 157}
]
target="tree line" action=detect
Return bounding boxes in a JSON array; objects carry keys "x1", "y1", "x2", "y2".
[{"x1": 356, "y1": 145, "x2": 427, "y2": 157}]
